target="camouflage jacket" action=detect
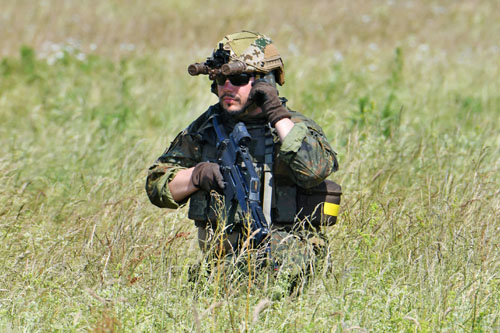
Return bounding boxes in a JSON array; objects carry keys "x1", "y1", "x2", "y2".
[{"x1": 146, "y1": 102, "x2": 338, "y2": 225}]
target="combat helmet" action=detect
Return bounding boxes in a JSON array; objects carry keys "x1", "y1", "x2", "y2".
[{"x1": 188, "y1": 31, "x2": 285, "y2": 86}]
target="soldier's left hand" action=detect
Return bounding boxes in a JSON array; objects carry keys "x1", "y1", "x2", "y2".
[{"x1": 248, "y1": 80, "x2": 291, "y2": 126}]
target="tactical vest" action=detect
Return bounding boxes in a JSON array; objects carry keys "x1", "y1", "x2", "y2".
[{"x1": 186, "y1": 114, "x2": 342, "y2": 230}]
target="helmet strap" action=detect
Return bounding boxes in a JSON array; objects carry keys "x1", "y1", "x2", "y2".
[{"x1": 210, "y1": 81, "x2": 218, "y2": 96}]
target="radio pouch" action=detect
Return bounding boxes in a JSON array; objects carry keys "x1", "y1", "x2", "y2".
[{"x1": 296, "y1": 180, "x2": 342, "y2": 227}]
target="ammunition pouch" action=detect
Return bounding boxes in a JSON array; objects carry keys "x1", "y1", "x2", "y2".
[{"x1": 188, "y1": 190, "x2": 229, "y2": 224}]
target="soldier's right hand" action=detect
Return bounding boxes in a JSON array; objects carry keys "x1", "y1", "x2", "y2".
[{"x1": 191, "y1": 162, "x2": 225, "y2": 192}]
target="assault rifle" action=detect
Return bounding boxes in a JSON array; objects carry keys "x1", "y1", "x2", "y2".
[{"x1": 212, "y1": 115, "x2": 270, "y2": 246}]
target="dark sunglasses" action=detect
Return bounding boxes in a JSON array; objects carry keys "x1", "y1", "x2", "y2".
[{"x1": 215, "y1": 73, "x2": 253, "y2": 86}]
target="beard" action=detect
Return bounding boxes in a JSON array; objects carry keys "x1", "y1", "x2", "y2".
[
  {"x1": 218, "y1": 93, "x2": 264, "y2": 123},
  {"x1": 219, "y1": 93, "x2": 247, "y2": 116}
]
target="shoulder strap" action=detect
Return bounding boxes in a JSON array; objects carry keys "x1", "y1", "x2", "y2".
[{"x1": 262, "y1": 125, "x2": 274, "y2": 224}]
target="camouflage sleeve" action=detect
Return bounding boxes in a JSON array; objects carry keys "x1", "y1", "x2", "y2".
[
  {"x1": 278, "y1": 114, "x2": 338, "y2": 188},
  {"x1": 145, "y1": 130, "x2": 201, "y2": 209}
]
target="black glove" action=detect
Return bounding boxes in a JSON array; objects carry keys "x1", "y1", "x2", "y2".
[
  {"x1": 248, "y1": 80, "x2": 291, "y2": 127},
  {"x1": 191, "y1": 162, "x2": 225, "y2": 192}
]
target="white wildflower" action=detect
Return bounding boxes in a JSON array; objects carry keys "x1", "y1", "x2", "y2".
[
  {"x1": 76, "y1": 53, "x2": 86, "y2": 61},
  {"x1": 334, "y1": 51, "x2": 344, "y2": 62}
]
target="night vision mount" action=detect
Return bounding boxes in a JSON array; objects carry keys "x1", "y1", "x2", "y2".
[{"x1": 188, "y1": 43, "x2": 256, "y2": 79}]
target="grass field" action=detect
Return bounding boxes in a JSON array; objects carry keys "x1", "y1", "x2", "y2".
[{"x1": 1, "y1": 0, "x2": 499, "y2": 331}]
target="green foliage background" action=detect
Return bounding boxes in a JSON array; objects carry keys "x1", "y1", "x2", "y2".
[{"x1": 1, "y1": 0, "x2": 499, "y2": 331}]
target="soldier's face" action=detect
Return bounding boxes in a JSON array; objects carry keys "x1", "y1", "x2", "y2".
[{"x1": 217, "y1": 75, "x2": 255, "y2": 114}]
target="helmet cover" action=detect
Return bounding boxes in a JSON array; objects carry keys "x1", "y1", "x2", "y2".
[{"x1": 216, "y1": 31, "x2": 285, "y2": 85}]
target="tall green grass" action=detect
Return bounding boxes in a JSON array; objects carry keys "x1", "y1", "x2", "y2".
[{"x1": 1, "y1": 0, "x2": 500, "y2": 331}]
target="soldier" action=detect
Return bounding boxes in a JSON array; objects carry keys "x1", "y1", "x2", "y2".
[{"x1": 146, "y1": 31, "x2": 339, "y2": 279}]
